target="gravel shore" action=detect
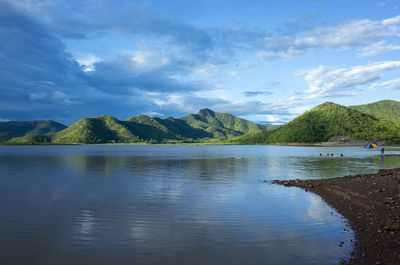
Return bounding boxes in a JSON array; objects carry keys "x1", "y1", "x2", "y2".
[{"x1": 275, "y1": 168, "x2": 400, "y2": 265}]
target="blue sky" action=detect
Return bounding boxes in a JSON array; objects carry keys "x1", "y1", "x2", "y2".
[{"x1": 1, "y1": 0, "x2": 400, "y2": 125}]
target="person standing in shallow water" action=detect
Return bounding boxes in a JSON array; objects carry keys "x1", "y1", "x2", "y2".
[{"x1": 381, "y1": 145, "x2": 385, "y2": 156}]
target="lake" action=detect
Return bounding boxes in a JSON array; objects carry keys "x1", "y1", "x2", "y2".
[{"x1": 1, "y1": 145, "x2": 398, "y2": 265}]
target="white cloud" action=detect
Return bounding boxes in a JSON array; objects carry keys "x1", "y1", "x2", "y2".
[
  {"x1": 373, "y1": 78, "x2": 400, "y2": 90},
  {"x1": 295, "y1": 20, "x2": 382, "y2": 48},
  {"x1": 211, "y1": 95, "x2": 307, "y2": 117},
  {"x1": 51, "y1": 91, "x2": 80, "y2": 105},
  {"x1": 76, "y1": 54, "x2": 101, "y2": 72},
  {"x1": 148, "y1": 111, "x2": 162, "y2": 116},
  {"x1": 382, "y1": 15, "x2": 400, "y2": 25},
  {"x1": 0, "y1": 118, "x2": 10, "y2": 122},
  {"x1": 131, "y1": 49, "x2": 170, "y2": 71},
  {"x1": 261, "y1": 15, "x2": 400, "y2": 61},
  {"x1": 357, "y1": 41, "x2": 400, "y2": 56},
  {"x1": 193, "y1": 63, "x2": 221, "y2": 77},
  {"x1": 302, "y1": 61, "x2": 400, "y2": 98},
  {"x1": 148, "y1": 93, "x2": 184, "y2": 107},
  {"x1": 29, "y1": 92, "x2": 47, "y2": 100},
  {"x1": 264, "y1": 115, "x2": 281, "y2": 123},
  {"x1": 258, "y1": 48, "x2": 302, "y2": 61}
]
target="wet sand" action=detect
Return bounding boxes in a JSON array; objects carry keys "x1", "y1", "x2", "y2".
[{"x1": 275, "y1": 168, "x2": 400, "y2": 265}]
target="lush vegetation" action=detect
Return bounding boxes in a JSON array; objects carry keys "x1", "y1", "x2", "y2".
[
  {"x1": 4, "y1": 101, "x2": 400, "y2": 144},
  {"x1": 50, "y1": 116, "x2": 140, "y2": 144},
  {"x1": 230, "y1": 102, "x2": 400, "y2": 144},
  {"x1": 259, "y1": 124, "x2": 281, "y2": 131},
  {"x1": 5, "y1": 109, "x2": 269, "y2": 144},
  {"x1": 226, "y1": 130, "x2": 273, "y2": 145},
  {"x1": 180, "y1": 108, "x2": 265, "y2": 138},
  {"x1": 0, "y1": 120, "x2": 66, "y2": 142},
  {"x1": 351, "y1": 100, "x2": 400, "y2": 125}
]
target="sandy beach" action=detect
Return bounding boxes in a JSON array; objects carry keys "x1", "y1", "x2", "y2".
[{"x1": 275, "y1": 168, "x2": 400, "y2": 265}]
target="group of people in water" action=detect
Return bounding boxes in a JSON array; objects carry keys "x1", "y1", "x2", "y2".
[
  {"x1": 318, "y1": 145, "x2": 386, "y2": 157},
  {"x1": 320, "y1": 153, "x2": 344, "y2": 157}
]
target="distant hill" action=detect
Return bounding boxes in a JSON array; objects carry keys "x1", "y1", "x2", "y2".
[
  {"x1": 0, "y1": 120, "x2": 66, "y2": 142},
  {"x1": 230, "y1": 102, "x2": 399, "y2": 144},
  {"x1": 259, "y1": 124, "x2": 282, "y2": 131},
  {"x1": 51, "y1": 116, "x2": 140, "y2": 144},
  {"x1": 8, "y1": 101, "x2": 398, "y2": 145},
  {"x1": 226, "y1": 130, "x2": 274, "y2": 145},
  {"x1": 8, "y1": 109, "x2": 267, "y2": 144},
  {"x1": 125, "y1": 114, "x2": 211, "y2": 141},
  {"x1": 351, "y1": 100, "x2": 400, "y2": 125},
  {"x1": 181, "y1": 108, "x2": 264, "y2": 138}
]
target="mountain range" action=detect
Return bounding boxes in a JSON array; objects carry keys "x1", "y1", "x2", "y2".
[
  {"x1": 0, "y1": 120, "x2": 67, "y2": 142},
  {"x1": 2, "y1": 100, "x2": 400, "y2": 144},
  {"x1": 5, "y1": 109, "x2": 276, "y2": 144},
  {"x1": 229, "y1": 100, "x2": 400, "y2": 144}
]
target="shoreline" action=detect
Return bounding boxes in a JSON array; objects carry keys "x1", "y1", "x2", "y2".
[
  {"x1": 1, "y1": 142, "x2": 400, "y2": 147},
  {"x1": 275, "y1": 169, "x2": 400, "y2": 265}
]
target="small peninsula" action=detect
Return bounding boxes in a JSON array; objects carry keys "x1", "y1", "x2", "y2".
[{"x1": 275, "y1": 169, "x2": 400, "y2": 265}]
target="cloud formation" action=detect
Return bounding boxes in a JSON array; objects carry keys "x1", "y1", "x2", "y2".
[
  {"x1": 0, "y1": 2, "x2": 218, "y2": 123},
  {"x1": 260, "y1": 16, "x2": 400, "y2": 60},
  {"x1": 1, "y1": 0, "x2": 400, "y2": 125},
  {"x1": 357, "y1": 41, "x2": 400, "y2": 57},
  {"x1": 243, "y1": 91, "x2": 273, "y2": 97},
  {"x1": 302, "y1": 61, "x2": 400, "y2": 98},
  {"x1": 0, "y1": 2, "x2": 86, "y2": 120},
  {"x1": 373, "y1": 78, "x2": 400, "y2": 90}
]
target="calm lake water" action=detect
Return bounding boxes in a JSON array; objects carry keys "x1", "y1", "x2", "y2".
[{"x1": 1, "y1": 145, "x2": 399, "y2": 265}]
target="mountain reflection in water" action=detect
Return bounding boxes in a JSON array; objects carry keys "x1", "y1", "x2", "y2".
[{"x1": 1, "y1": 145, "x2": 397, "y2": 265}]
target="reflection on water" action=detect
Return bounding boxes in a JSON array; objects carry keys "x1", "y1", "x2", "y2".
[
  {"x1": 289, "y1": 155, "x2": 400, "y2": 179},
  {"x1": 66, "y1": 156, "x2": 248, "y2": 181},
  {"x1": 1, "y1": 145, "x2": 398, "y2": 265},
  {"x1": 63, "y1": 150, "x2": 400, "y2": 181}
]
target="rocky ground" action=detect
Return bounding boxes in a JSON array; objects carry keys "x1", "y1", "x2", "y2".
[{"x1": 275, "y1": 168, "x2": 400, "y2": 265}]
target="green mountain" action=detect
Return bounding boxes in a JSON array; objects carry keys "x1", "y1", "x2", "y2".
[
  {"x1": 51, "y1": 116, "x2": 140, "y2": 144},
  {"x1": 226, "y1": 130, "x2": 274, "y2": 145},
  {"x1": 8, "y1": 109, "x2": 266, "y2": 144},
  {"x1": 0, "y1": 120, "x2": 66, "y2": 142},
  {"x1": 259, "y1": 124, "x2": 282, "y2": 131},
  {"x1": 181, "y1": 108, "x2": 264, "y2": 138},
  {"x1": 230, "y1": 102, "x2": 399, "y2": 144},
  {"x1": 125, "y1": 115, "x2": 211, "y2": 141},
  {"x1": 10, "y1": 101, "x2": 399, "y2": 145},
  {"x1": 351, "y1": 100, "x2": 400, "y2": 125}
]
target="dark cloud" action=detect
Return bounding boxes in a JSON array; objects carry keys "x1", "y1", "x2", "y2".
[
  {"x1": 9, "y1": 0, "x2": 213, "y2": 54},
  {"x1": 243, "y1": 91, "x2": 273, "y2": 97},
  {"x1": 0, "y1": 2, "x2": 217, "y2": 124},
  {"x1": 0, "y1": 0, "x2": 312, "y2": 125},
  {"x1": 6, "y1": 0, "x2": 265, "y2": 63},
  {"x1": 0, "y1": 2, "x2": 85, "y2": 122}
]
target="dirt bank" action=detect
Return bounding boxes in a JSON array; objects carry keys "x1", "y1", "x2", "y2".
[{"x1": 275, "y1": 168, "x2": 400, "y2": 265}]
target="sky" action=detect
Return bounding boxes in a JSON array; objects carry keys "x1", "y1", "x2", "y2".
[{"x1": 1, "y1": 0, "x2": 400, "y2": 125}]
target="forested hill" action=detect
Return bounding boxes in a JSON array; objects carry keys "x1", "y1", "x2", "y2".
[
  {"x1": 4, "y1": 100, "x2": 400, "y2": 144},
  {"x1": 6, "y1": 109, "x2": 271, "y2": 144},
  {"x1": 351, "y1": 100, "x2": 400, "y2": 125},
  {"x1": 0, "y1": 120, "x2": 67, "y2": 142},
  {"x1": 229, "y1": 101, "x2": 400, "y2": 144},
  {"x1": 180, "y1": 108, "x2": 266, "y2": 138}
]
